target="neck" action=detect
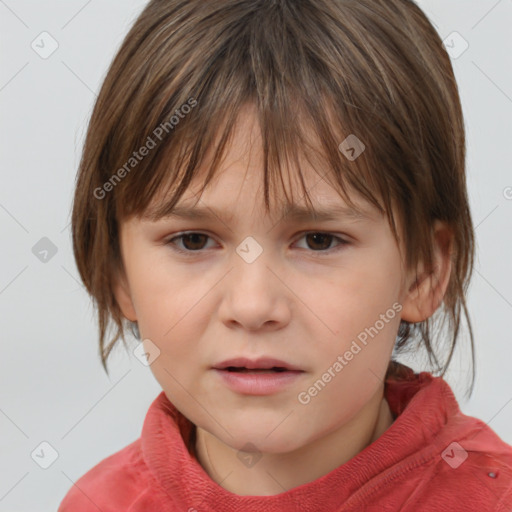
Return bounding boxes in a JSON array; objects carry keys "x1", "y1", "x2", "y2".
[{"x1": 194, "y1": 385, "x2": 394, "y2": 496}]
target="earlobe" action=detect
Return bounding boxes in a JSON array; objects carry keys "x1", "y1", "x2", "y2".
[
  {"x1": 113, "y1": 267, "x2": 137, "y2": 322},
  {"x1": 400, "y1": 221, "x2": 453, "y2": 323}
]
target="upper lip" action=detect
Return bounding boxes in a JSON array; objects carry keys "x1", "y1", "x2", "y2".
[{"x1": 213, "y1": 357, "x2": 303, "y2": 371}]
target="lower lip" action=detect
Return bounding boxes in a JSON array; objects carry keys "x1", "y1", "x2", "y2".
[{"x1": 213, "y1": 369, "x2": 304, "y2": 395}]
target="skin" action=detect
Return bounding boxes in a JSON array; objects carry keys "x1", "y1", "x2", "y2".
[{"x1": 114, "y1": 103, "x2": 453, "y2": 496}]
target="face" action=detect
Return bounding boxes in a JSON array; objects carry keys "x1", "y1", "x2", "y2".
[{"x1": 115, "y1": 104, "x2": 416, "y2": 454}]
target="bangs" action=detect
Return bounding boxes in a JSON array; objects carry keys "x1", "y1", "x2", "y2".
[
  {"x1": 131, "y1": 97, "x2": 389, "y2": 228},
  {"x1": 105, "y1": 0, "x2": 415, "y2": 241}
]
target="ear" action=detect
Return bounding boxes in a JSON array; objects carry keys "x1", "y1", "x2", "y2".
[
  {"x1": 400, "y1": 220, "x2": 453, "y2": 323},
  {"x1": 113, "y1": 265, "x2": 137, "y2": 322}
]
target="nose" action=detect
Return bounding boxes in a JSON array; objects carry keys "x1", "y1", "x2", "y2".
[{"x1": 218, "y1": 246, "x2": 291, "y2": 332}]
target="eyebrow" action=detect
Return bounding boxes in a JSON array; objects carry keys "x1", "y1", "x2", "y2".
[{"x1": 145, "y1": 202, "x2": 377, "y2": 224}]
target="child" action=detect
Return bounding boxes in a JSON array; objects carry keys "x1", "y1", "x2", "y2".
[{"x1": 59, "y1": 0, "x2": 512, "y2": 510}]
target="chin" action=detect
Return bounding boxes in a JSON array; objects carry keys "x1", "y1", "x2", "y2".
[{"x1": 213, "y1": 424, "x2": 308, "y2": 455}]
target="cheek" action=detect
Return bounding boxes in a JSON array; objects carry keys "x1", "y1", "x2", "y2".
[
  {"x1": 127, "y1": 249, "x2": 211, "y2": 335},
  {"x1": 296, "y1": 295, "x2": 400, "y2": 436},
  {"x1": 132, "y1": 263, "x2": 211, "y2": 406},
  {"x1": 294, "y1": 245, "x2": 403, "y2": 410},
  {"x1": 295, "y1": 247, "x2": 403, "y2": 343}
]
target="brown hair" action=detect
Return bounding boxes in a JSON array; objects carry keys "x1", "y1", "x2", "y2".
[{"x1": 71, "y1": 0, "x2": 475, "y2": 392}]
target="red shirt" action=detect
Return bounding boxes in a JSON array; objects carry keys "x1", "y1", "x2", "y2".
[{"x1": 58, "y1": 368, "x2": 512, "y2": 511}]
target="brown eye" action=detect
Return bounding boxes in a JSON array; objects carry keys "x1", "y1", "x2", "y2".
[
  {"x1": 166, "y1": 232, "x2": 214, "y2": 254},
  {"x1": 179, "y1": 233, "x2": 209, "y2": 251},
  {"x1": 295, "y1": 232, "x2": 348, "y2": 253},
  {"x1": 305, "y1": 233, "x2": 335, "y2": 251},
  {"x1": 166, "y1": 231, "x2": 348, "y2": 256}
]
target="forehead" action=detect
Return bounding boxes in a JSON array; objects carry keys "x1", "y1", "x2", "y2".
[
  {"x1": 143, "y1": 174, "x2": 382, "y2": 226},
  {"x1": 140, "y1": 102, "x2": 384, "y2": 225},
  {"x1": 155, "y1": 201, "x2": 376, "y2": 224}
]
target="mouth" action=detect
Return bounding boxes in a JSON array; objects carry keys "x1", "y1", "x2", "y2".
[
  {"x1": 223, "y1": 366, "x2": 289, "y2": 373},
  {"x1": 212, "y1": 358, "x2": 305, "y2": 395},
  {"x1": 212, "y1": 356, "x2": 304, "y2": 373}
]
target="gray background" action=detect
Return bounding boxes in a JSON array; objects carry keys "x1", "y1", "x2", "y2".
[{"x1": 0, "y1": 0, "x2": 511, "y2": 510}]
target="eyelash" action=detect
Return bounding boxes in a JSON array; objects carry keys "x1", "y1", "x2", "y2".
[{"x1": 164, "y1": 231, "x2": 349, "y2": 256}]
